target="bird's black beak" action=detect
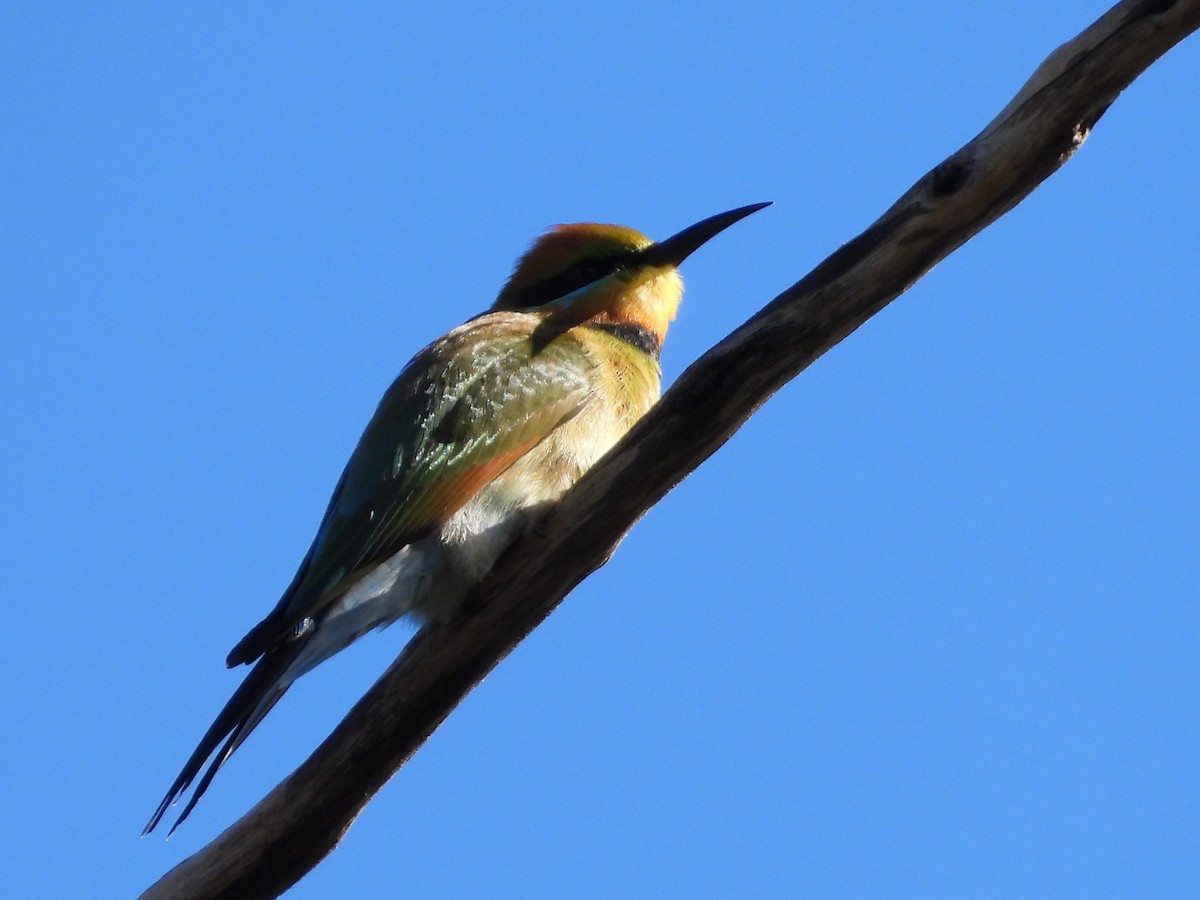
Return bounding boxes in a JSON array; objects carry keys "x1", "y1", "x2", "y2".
[{"x1": 638, "y1": 201, "x2": 772, "y2": 269}]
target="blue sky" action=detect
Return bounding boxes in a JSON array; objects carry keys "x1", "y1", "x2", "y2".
[{"x1": 3, "y1": 3, "x2": 1198, "y2": 897}]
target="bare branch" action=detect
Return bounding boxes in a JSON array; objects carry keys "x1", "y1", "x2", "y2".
[{"x1": 141, "y1": 2, "x2": 1200, "y2": 897}]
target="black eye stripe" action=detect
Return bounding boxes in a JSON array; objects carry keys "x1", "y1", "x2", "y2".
[{"x1": 517, "y1": 252, "x2": 635, "y2": 308}]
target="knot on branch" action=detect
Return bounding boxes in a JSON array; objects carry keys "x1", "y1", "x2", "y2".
[
  {"x1": 930, "y1": 160, "x2": 971, "y2": 198},
  {"x1": 1142, "y1": 0, "x2": 1177, "y2": 15}
]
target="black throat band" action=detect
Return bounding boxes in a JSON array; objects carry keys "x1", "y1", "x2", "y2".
[{"x1": 586, "y1": 321, "x2": 662, "y2": 360}]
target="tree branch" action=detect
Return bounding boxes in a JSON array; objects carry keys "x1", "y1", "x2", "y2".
[{"x1": 141, "y1": 2, "x2": 1200, "y2": 897}]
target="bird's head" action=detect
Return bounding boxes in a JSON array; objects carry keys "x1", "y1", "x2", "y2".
[{"x1": 492, "y1": 203, "x2": 770, "y2": 343}]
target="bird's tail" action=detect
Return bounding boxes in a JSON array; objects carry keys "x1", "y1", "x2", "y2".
[{"x1": 143, "y1": 641, "x2": 303, "y2": 836}]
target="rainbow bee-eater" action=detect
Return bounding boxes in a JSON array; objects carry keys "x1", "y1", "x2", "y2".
[{"x1": 145, "y1": 202, "x2": 770, "y2": 835}]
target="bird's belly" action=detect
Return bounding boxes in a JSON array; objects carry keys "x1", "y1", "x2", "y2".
[{"x1": 424, "y1": 394, "x2": 642, "y2": 620}]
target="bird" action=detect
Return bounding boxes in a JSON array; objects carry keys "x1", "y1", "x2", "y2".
[{"x1": 144, "y1": 201, "x2": 770, "y2": 835}]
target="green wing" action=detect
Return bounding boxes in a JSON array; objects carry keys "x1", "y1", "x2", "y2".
[{"x1": 227, "y1": 315, "x2": 595, "y2": 665}]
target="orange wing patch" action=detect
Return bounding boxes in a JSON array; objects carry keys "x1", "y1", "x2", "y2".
[{"x1": 392, "y1": 436, "x2": 546, "y2": 538}]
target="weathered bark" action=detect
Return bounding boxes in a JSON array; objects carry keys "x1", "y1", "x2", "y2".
[{"x1": 141, "y1": 2, "x2": 1200, "y2": 897}]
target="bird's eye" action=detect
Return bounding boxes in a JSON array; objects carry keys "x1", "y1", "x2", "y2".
[
  {"x1": 572, "y1": 257, "x2": 627, "y2": 286},
  {"x1": 574, "y1": 260, "x2": 606, "y2": 282}
]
